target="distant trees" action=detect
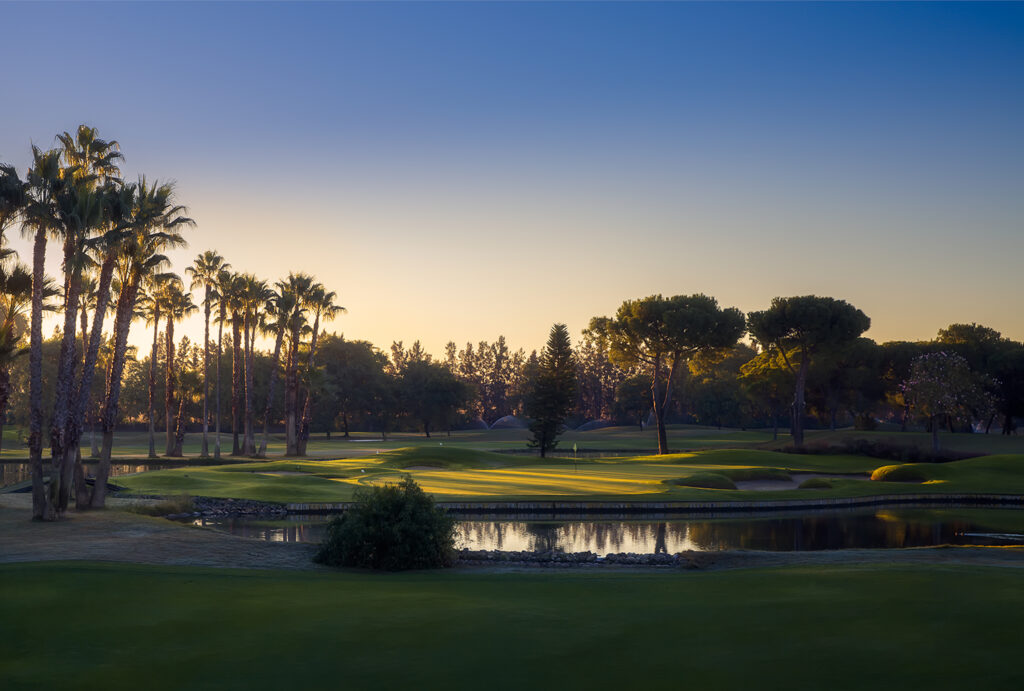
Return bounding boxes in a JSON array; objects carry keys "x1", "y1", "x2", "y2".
[
  {"x1": 903, "y1": 351, "x2": 993, "y2": 453},
  {"x1": 594, "y1": 294, "x2": 745, "y2": 454},
  {"x1": 524, "y1": 324, "x2": 577, "y2": 457},
  {"x1": 747, "y1": 296, "x2": 870, "y2": 447},
  {"x1": 400, "y1": 360, "x2": 471, "y2": 438}
]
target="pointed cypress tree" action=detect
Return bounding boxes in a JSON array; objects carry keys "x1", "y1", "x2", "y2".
[{"x1": 525, "y1": 323, "x2": 577, "y2": 457}]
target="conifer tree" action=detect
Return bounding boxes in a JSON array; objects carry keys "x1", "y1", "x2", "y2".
[{"x1": 525, "y1": 324, "x2": 577, "y2": 457}]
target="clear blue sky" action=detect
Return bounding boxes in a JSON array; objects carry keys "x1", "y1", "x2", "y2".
[{"x1": 2, "y1": 1, "x2": 1022, "y2": 353}]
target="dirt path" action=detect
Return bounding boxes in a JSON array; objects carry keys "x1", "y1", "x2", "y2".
[
  {"x1": 0, "y1": 495, "x2": 321, "y2": 571},
  {"x1": 2, "y1": 494, "x2": 1022, "y2": 573}
]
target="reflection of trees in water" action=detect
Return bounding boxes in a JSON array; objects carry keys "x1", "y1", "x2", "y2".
[
  {"x1": 682, "y1": 512, "x2": 977, "y2": 550},
  {"x1": 456, "y1": 521, "x2": 692, "y2": 554},
  {"x1": 209, "y1": 511, "x2": 996, "y2": 551},
  {"x1": 1, "y1": 463, "x2": 169, "y2": 489}
]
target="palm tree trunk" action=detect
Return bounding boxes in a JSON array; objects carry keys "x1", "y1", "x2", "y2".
[
  {"x1": 215, "y1": 307, "x2": 224, "y2": 459},
  {"x1": 51, "y1": 238, "x2": 84, "y2": 516},
  {"x1": 260, "y1": 326, "x2": 286, "y2": 456},
  {"x1": 147, "y1": 312, "x2": 159, "y2": 457},
  {"x1": 241, "y1": 311, "x2": 256, "y2": 454},
  {"x1": 285, "y1": 334, "x2": 299, "y2": 456},
  {"x1": 296, "y1": 315, "x2": 322, "y2": 456},
  {"x1": 95, "y1": 276, "x2": 141, "y2": 507},
  {"x1": 242, "y1": 311, "x2": 254, "y2": 456},
  {"x1": 69, "y1": 253, "x2": 116, "y2": 509},
  {"x1": 29, "y1": 228, "x2": 52, "y2": 520},
  {"x1": 174, "y1": 390, "x2": 187, "y2": 456},
  {"x1": 200, "y1": 288, "x2": 210, "y2": 457},
  {"x1": 231, "y1": 316, "x2": 241, "y2": 455},
  {"x1": 165, "y1": 316, "x2": 176, "y2": 456},
  {"x1": 0, "y1": 366, "x2": 10, "y2": 457}
]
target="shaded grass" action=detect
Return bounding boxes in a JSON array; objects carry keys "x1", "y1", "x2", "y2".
[
  {"x1": 1, "y1": 561, "x2": 1022, "y2": 691},
  {"x1": 665, "y1": 472, "x2": 737, "y2": 490},
  {"x1": 122, "y1": 494, "x2": 194, "y2": 516}
]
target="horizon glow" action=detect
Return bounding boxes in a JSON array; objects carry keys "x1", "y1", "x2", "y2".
[{"x1": 1, "y1": 2, "x2": 1022, "y2": 356}]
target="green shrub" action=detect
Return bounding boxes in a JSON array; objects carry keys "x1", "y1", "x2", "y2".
[
  {"x1": 314, "y1": 476, "x2": 455, "y2": 571},
  {"x1": 665, "y1": 473, "x2": 737, "y2": 490},
  {"x1": 870, "y1": 464, "x2": 930, "y2": 483},
  {"x1": 798, "y1": 478, "x2": 833, "y2": 489}
]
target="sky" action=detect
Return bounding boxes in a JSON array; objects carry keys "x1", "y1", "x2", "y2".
[{"x1": 1, "y1": 1, "x2": 1022, "y2": 356}]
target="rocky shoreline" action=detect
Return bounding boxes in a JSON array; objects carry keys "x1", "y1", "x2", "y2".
[
  {"x1": 160, "y1": 496, "x2": 288, "y2": 520},
  {"x1": 456, "y1": 548, "x2": 716, "y2": 568}
]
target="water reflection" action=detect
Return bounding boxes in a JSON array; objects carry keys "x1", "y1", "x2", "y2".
[
  {"x1": 0, "y1": 462, "x2": 173, "y2": 488},
  {"x1": 190, "y1": 508, "x2": 1024, "y2": 553}
]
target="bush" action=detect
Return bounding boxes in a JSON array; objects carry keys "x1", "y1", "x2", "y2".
[
  {"x1": 665, "y1": 473, "x2": 737, "y2": 490},
  {"x1": 870, "y1": 464, "x2": 930, "y2": 483},
  {"x1": 798, "y1": 478, "x2": 833, "y2": 490},
  {"x1": 314, "y1": 476, "x2": 455, "y2": 571}
]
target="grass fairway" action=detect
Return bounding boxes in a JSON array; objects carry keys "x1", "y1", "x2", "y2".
[
  {"x1": 1, "y1": 561, "x2": 1021, "y2": 690},
  {"x1": 114, "y1": 445, "x2": 1024, "y2": 504}
]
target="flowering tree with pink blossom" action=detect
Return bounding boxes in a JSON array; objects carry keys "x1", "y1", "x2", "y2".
[{"x1": 902, "y1": 351, "x2": 995, "y2": 454}]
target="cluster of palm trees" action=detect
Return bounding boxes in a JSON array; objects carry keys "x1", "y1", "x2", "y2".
[{"x1": 0, "y1": 125, "x2": 343, "y2": 521}]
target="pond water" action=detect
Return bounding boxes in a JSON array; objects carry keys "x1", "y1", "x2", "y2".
[
  {"x1": 190, "y1": 507, "x2": 1024, "y2": 553},
  {"x1": 0, "y1": 462, "x2": 174, "y2": 489}
]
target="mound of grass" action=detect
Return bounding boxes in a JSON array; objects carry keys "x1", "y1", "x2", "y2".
[
  {"x1": 665, "y1": 472, "x2": 737, "y2": 490},
  {"x1": 637, "y1": 449, "x2": 880, "y2": 474},
  {"x1": 721, "y1": 468, "x2": 792, "y2": 482},
  {"x1": 870, "y1": 464, "x2": 930, "y2": 483},
  {"x1": 785, "y1": 438, "x2": 977, "y2": 463},
  {"x1": 799, "y1": 478, "x2": 833, "y2": 490}
]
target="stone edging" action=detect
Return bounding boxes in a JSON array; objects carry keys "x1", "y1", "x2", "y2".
[{"x1": 287, "y1": 493, "x2": 1024, "y2": 515}]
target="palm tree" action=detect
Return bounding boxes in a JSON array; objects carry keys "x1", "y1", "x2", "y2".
[
  {"x1": 0, "y1": 263, "x2": 58, "y2": 455},
  {"x1": 92, "y1": 178, "x2": 193, "y2": 508},
  {"x1": 238, "y1": 274, "x2": 271, "y2": 456},
  {"x1": 23, "y1": 146, "x2": 69, "y2": 520},
  {"x1": 296, "y1": 285, "x2": 345, "y2": 455},
  {"x1": 212, "y1": 268, "x2": 234, "y2": 459},
  {"x1": 161, "y1": 282, "x2": 196, "y2": 456},
  {"x1": 56, "y1": 125, "x2": 122, "y2": 183},
  {"x1": 186, "y1": 251, "x2": 230, "y2": 459},
  {"x1": 218, "y1": 272, "x2": 246, "y2": 455},
  {"x1": 45, "y1": 127, "x2": 123, "y2": 514},
  {"x1": 138, "y1": 273, "x2": 182, "y2": 457},
  {"x1": 258, "y1": 284, "x2": 300, "y2": 456},
  {"x1": 279, "y1": 272, "x2": 315, "y2": 455},
  {"x1": 0, "y1": 163, "x2": 27, "y2": 249}
]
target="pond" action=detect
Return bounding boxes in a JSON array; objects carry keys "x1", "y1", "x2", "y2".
[
  {"x1": 189, "y1": 507, "x2": 1024, "y2": 553},
  {"x1": 0, "y1": 462, "x2": 175, "y2": 489}
]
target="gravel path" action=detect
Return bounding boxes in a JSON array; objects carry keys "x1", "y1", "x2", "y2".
[{"x1": 2, "y1": 494, "x2": 1022, "y2": 573}]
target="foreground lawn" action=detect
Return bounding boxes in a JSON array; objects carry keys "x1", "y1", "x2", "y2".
[
  {"x1": 114, "y1": 446, "x2": 1024, "y2": 504},
  {"x1": 1, "y1": 561, "x2": 1021, "y2": 690}
]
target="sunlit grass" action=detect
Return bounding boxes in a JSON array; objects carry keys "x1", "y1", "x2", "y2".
[{"x1": 113, "y1": 446, "x2": 1024, "y2": 504}]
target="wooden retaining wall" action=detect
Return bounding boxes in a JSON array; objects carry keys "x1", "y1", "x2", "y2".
[{"x1": 287, "y1": 493, "x2": 1024, "y2": 515}]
